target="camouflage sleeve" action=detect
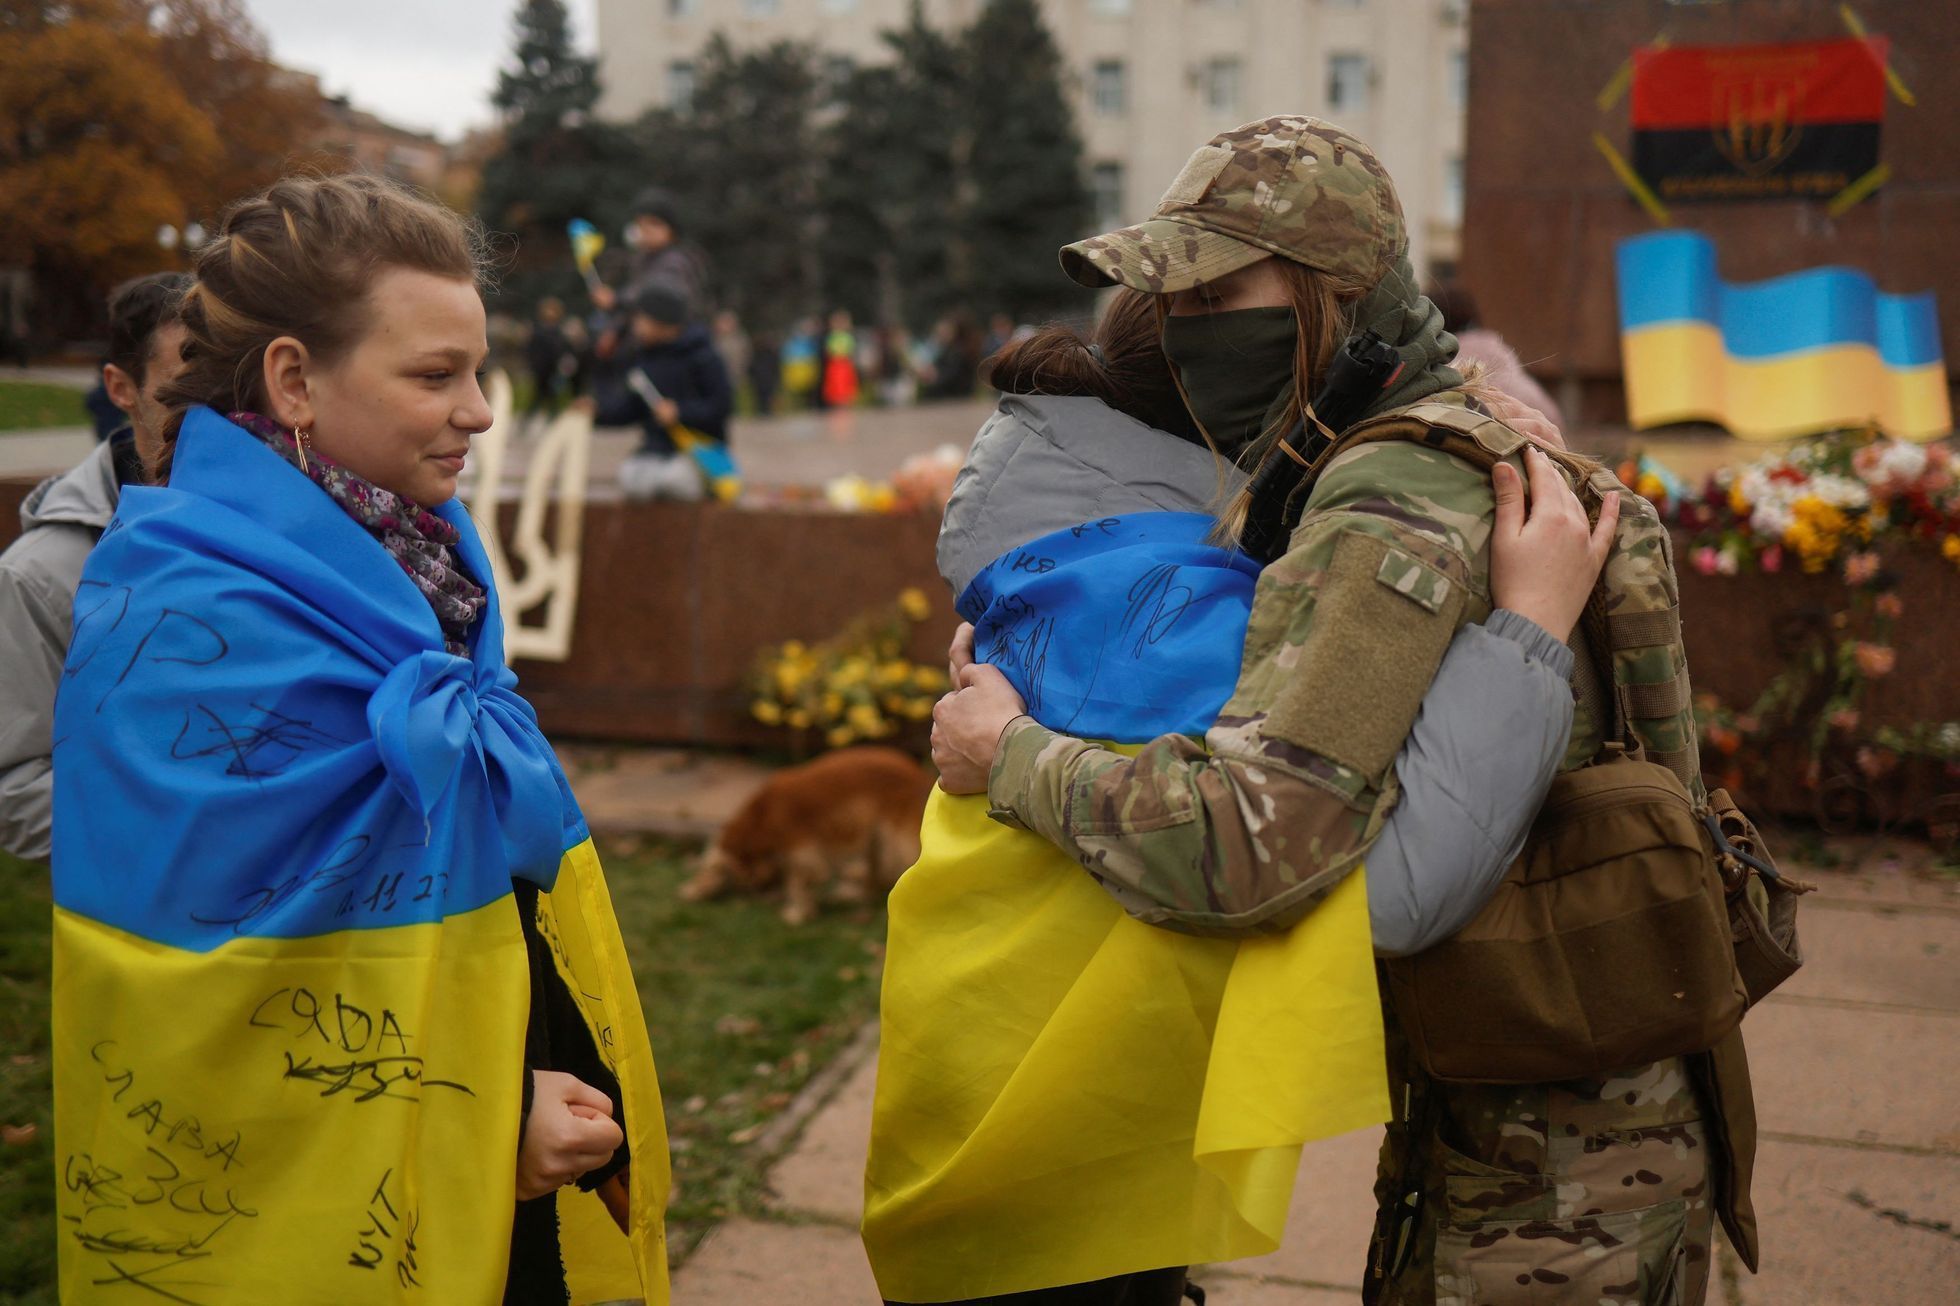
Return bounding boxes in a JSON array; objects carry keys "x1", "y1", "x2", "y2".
[{"x1": 987, "y1": 441, "x2": 1497, "y2": 937}]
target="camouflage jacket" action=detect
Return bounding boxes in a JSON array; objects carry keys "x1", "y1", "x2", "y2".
[{"x1": 986, "y1": 388, "x2": 1558, "y2": 936}]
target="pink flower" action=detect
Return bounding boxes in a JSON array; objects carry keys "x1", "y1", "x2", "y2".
[
  {"x1": 1853, "y1": 642, "x2": 1896, "y2": 679},
  {"x1": 1843, "y1": 551, "x2": 1881, "y2": 586},
  {"x1": 1875, "y1": 592, "x2": 1904, "y2": 619},
  {"x1": 1692, "y1": 546, "x2": 1720, "y2": 576},
  {"x1": 1856, "y1": 746, "x2": 1897, "y2": 780},
  {"x1": 1759, "y1": 545, "x2": 1784, "y2": 573},
  {"x1": 1828, "y1": 708, "x2": 1861, "y2": 732}
]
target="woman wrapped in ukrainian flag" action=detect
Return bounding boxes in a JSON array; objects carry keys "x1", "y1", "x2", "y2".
[
  {"x1": 50, "y1": 175, "x2": 666, "y2": 1305},
  {"x1": 863, "y1": 267, "x2": 1608, "y2": 1301}
]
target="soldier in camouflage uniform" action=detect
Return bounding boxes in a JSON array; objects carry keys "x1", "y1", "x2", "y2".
[{"x1": 935, "y1": 117, "x2": 1747, "y2": 1304}]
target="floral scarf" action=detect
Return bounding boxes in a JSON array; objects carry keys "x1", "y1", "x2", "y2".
[{"x1": 232, "y1": 411, "x2": 487, "y2": 655}]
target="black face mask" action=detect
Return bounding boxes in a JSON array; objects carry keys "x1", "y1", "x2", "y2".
[{"x1": 1161, "y1": 306, "x2": 1298, "y2": 462}]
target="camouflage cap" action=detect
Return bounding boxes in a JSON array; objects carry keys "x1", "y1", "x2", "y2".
[{"x1": 1060, "y1": 116, "x2": 1407, "y2": 294}]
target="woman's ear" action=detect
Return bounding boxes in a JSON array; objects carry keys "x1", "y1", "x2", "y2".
[{"x1": 261, "y1": 335, "x2": 314, "y2": 430}]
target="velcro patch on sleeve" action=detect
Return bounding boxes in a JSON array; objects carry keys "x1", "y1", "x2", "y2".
[
  {"x1": 1267, "y1": 530, "x2": 1467, "y2": 781},
  {"x1": 1159, "y1": 146, "x2": 1235, "y2": 207},
  {"x1": 1375, "y1": 546, "x2": 1454, "y2": 614}
]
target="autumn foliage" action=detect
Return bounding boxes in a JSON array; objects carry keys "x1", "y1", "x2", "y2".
[{"x1": 0, "y1": 0, "x2": 324, "y2": 331}]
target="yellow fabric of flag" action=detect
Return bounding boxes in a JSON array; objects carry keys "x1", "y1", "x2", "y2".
[
  {"x1": 52, "y1": 839, "x2": 668, "y2": 1306},
  {"x1": 863, "y1": 784, "x2": 1387, "y2": 1302}
]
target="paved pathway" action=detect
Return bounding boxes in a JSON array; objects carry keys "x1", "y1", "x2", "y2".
[{"x1": 669, "y1": 853, "x2": 1960, "y2": 1305}]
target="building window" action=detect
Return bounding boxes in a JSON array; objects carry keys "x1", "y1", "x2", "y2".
[
  {"x1": 1092, "y1": 60, "x2": 1126, "y2": 116},
  {"x1": 1443, "y1": 155, "x2": 1464, "y2": 224},
  {"x1": 1091, "y1": 162, "x2": 1126, "y2": 231},
  {"x1": 824, "y1": 55, "x2": 855, "y2": 100},
  {"x1": 667, "y1": 0, "x2": 699, "y2": 16},
  {"x1": 1089, "y1": 0, "x2": 1132, "y2": 16},
  {"x1": 1328, "y1": 52, "x2": 1370, "y2": 114},
  {"x1": 743, "y1": 0, "x2": 781, "y2": 15},
  {"x1": 1202, "y1": 57, "x2": 1242, "y2": 115},
  {"x1": 668, "y1": 61, "x2": 695, "y2": 113},
  {"x1": 1450, "y1": 49, "x2": 1468, "y2": 110}
]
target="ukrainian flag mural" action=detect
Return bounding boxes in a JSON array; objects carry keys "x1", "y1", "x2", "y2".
[
  {"x1": 50, "y1": 410, "x2": 668, "y2": 1304},
  {"x1": 1617, "y1": 230, "x2": 1950, "y2": 441},
  {"x1": 864, "y1": 513, "x2": 1387, "y2": 1302}
]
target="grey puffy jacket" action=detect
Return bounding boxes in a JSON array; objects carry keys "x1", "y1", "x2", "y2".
[
  {"x1": 0, "y1": 440, "x2": 122, "y2": 861},
  {"x1": 939, "y1": 395, "x2": 1573, "y2": 956}
]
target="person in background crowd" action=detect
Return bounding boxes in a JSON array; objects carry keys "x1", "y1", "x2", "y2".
[
  {"x1": 781, "y1": 318, "x2": 822, "y2": 409},
  {"x1": 982, "y1": 310, "x2": 1016, "y2": 362},
  {"x1": 875, "y1": 325, "x2": 918, "y2": 407},
  {"x1": 588, "y1": 286, "x2": 734, "y2": 501},
  {"x1": 822, "y1": 309, "x2": 861, "y2": 410},
  {"x1": 0, "y1": 271, "x2": 188, "y2": 860},
  {"x1": 523, "y1": 296, "x2": 577, "y2": 426},
  {"x1": 921, "y1": 311, "x2": 983, "y2": 400},
  {"x1": 591, "y1": 188, "x2": 706, "y2": 321},
  {"x1": 748, "y1": 326, "x2": 783, "y2": 416},
  {"x1": 1432, "y1": 278, "x2": 1566, "y2": 429},
  {"x1": 711, "y1": 309, "x2": 752, "y2": 410}
]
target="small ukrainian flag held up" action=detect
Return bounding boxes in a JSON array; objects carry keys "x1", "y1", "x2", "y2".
[{"x1": 1616, "y1": 230, "x2": 1950, "y2": 442}]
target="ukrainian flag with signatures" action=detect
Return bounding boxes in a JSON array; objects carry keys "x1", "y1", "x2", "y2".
[
  {"x1": 49, "y1": 408, "x2": 668, "y2": 1304},
  {"x1": 1617, "y1": 229, "x2": 1951, "y2": 441},
  {"x1": 863, "y1": 513, "x2": 1388, "y2": 1302}
]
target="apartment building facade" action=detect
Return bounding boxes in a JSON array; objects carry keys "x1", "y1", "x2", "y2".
[{"x1": 593, "y1": 0, "x2": 1470, "y2": 278}]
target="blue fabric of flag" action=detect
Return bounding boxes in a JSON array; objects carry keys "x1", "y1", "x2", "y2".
[
  {"x1": 956, "y1": 512, "x2": 1262, "y2": 745},
  {"x1": 51, "y1": 406, "x2": 585, "y2": 953},
  {"x1": 1617, "y1": 230, "x2": 1941, "y2": 367}
]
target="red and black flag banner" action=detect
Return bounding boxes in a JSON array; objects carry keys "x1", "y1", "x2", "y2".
[{"x1": 1632, "y1": 38, "x2": 1886, "y2": 202}]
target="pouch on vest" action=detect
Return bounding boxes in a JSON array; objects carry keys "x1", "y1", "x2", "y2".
[{"x1": 1327, "y1": 404, "x2": 1801, "y2": 1084}]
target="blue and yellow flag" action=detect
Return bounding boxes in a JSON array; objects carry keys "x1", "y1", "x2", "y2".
[
  {"x1": 1617, "y1": 230, "x2": 1950, "y2": 441},
  {"x1": 50, "y1": 409, "x2": 668, "y2": 1304},
  {"x1": 863, "y1": 514, "x2": 1388, "y2": 1302}
]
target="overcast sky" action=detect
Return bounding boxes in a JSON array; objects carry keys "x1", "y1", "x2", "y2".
[{"x1": 239, "y1": 0, "x2": 598, "y2": 142}]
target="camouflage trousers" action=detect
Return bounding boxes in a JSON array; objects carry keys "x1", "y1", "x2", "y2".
[{"x1": 1365, "y1": 1057, "x2": 1714, "y2": 1306}]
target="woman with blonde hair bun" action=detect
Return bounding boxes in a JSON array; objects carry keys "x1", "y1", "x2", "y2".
[{"x1": 51, "y1": 173, "x2": 667, "y2": 1305}]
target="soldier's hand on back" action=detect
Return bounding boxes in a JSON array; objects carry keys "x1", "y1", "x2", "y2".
[{"x1": 1490, "y1": 447, "x2": 1619, "y2": 643}]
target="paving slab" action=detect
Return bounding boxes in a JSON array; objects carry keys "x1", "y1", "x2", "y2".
[
  {"x1": 769, "y1": 1042, "x2": 880, "y2": 1223},
  {"x1": 557, "y1": 745, "x2": 772, "y2": 840},
  {"x1": 1725, "y1": 1141, "x2": 1960, "y2": 1305},
  {"x1": 1777, "y1": 899, "x2": 1960, "y2": 1013},
  {"x1": 1742, "y1": 1002, "x2": 1960, "y2": 1152},
  {"x1": 673, "y1": 1217, "x2": 878, "y2": 1305},
  {"x1": 1211, "y1": 1127, "x2": 1382, "y2": 1290},
  {"x1": 1187, "y1": 1274, "x2": 1356, "y2": 1303}
]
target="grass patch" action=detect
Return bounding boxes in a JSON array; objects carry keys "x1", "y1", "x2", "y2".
[
  {"x1": 0, "y1": 841, "x2": 882, "y2": 1294},
  {"x1": 601, "y1": 836, "x2": 884, "y2": 1258},
  {"x1": 0, "y1": 381, "x2": 86, "y2": 433},
  {"x1": 0, "y1": 860, "x2": 54, "y2": 1304}
]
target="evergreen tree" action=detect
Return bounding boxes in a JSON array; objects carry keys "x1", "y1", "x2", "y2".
[
  {"x1": 959, "y1": 0, "x2": 1091, "y2": 323},
  {"x1": 643, "y1": 38, "x2": 825, "y2": 333},
  {"x1": 476, "y1": 0, "x2": 638, "y2": 308}
]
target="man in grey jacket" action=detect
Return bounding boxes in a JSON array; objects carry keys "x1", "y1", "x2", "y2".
[{"x1": 0, "y1": 272, "x2": 188, "y2": 860}]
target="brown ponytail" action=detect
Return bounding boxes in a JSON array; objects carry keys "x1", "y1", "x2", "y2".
[{"x1": 155, "y1": 173, "x2": 489, "y2": 480}]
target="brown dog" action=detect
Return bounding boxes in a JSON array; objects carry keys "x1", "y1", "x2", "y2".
[{"x1": 681, "y1": 746, "x2": 933, "y2": 924}]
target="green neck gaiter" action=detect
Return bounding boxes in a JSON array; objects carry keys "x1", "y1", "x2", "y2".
[{"x1": 1161, "y1": 306, "x2": 1297, "y2": 463}]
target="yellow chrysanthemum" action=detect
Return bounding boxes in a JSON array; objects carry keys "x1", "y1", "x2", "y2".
[
  {"x1": 898, "y1": 588, "x2": 931, "y2": 622},
  {"x1": 751, "y1": 701, "x2": 783, "y2": 725}
]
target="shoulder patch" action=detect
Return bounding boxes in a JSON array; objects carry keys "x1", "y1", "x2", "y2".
[{"x1": 1376, "y1": 545, "x2": 1453, "y2": 614}]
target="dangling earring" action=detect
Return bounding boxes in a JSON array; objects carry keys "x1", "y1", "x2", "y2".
[{"x1": 292, "y1": 426, "x2": 312, "y2": 474}]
